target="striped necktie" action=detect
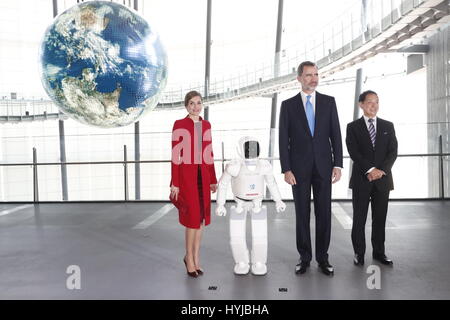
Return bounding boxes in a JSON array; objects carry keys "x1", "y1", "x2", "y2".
[{"x1": 368, "y1": 118, "x2": 376, "y2": 148}]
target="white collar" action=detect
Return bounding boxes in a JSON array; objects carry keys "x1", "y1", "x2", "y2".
[
  {"x1": 363, "y1": 115, "x2": 377, "y2": 123},
  {"x1": 300, "y1": 90, "x2": 316, "y2": 102}
]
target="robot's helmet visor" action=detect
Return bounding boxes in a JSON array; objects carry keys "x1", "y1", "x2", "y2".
[{"x1": 244, "y1": 140, "x2": 260, "y2": 159}]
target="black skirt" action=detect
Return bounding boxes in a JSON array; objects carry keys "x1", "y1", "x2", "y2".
[{"x1": 197, "y1": 165, "x2": 204, "y2": 225}]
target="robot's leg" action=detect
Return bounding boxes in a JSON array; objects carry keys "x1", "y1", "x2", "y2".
[
  {"x1": 229, "y1": 206, "x2": 250, "y2": 275},
  {"x1": 234, "y1": 198, "x2": 245, "y2": 213},
  {"x1": 250, "y1": 205, "x2": 268, "y2": 275},
  {"x1": 252, "y1": 199, "x2": 262, "y2": 213}
]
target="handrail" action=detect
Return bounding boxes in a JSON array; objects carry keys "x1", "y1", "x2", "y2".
[
  {"x1": 0, "y1": 151, "x2": 448, "y2": 202},
  {"x1": 0, "y1": 153, "x2": 448, "y2": 167}
]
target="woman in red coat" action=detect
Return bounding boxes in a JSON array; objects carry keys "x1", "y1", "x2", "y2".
[{"x1": 170, "y1": 91, "x2": 217, "y2": 278}]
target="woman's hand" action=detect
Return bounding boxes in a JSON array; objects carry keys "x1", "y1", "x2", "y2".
[
  {"x1": 210, "y1": 184, "x2": 217, "y2": 193},
  {"x1": 170, "y1": 185, "x2": 180, "y2": 201}
]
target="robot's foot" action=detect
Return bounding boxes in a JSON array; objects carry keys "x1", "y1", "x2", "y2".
[
  {"x1": 251, "y1": 262, "x2": 267, "y2": 276},
  {"x1": 234, "y1": 262, "x2": 250, "y2": 275}
]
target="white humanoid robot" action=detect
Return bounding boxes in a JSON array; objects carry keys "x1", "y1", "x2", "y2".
[{"x1": 216, "y1": 136, "x2": 286, "y2": 275}]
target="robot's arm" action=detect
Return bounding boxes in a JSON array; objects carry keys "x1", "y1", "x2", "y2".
[
  {"x1": 216, "y1": 171, "x2": 232, "y2": 207},
  {"x1": 216, "y1": 160, "x2": 240, "y2": 216},
  {"x1": 261, "y1": 160, "x2": 286, "y2": 212}
]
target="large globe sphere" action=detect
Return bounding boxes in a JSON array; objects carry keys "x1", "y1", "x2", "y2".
[{"x1": 39, "y1": 1, "x2": 168, "y2": 128}]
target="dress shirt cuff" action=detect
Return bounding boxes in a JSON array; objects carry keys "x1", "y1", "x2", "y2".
[{"x1": 366, "y1": 167, "x2": 376, "y2": 174}]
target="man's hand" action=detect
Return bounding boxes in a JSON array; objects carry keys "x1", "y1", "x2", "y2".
[
  {"x1": 284, "y1": 171, "x2": 297, "y2": 185},
  {"x1": 331, "y1": 168, "x2": 342, "y2": 184},
  {"x1": 210, "y1": 184, "x2": 217, "y2": 193},
  {"x1": 367, "y1": 169, "x2": 386, "y2": 182}
]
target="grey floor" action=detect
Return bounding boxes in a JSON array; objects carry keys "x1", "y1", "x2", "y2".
[{"x1": 0, "y1": 200, "x2": 449, "y2": 300}]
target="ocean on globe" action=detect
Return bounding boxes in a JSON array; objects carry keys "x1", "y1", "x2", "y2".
[{"x1": 39, "y1": 1, "x2": 168, "y2": 128}]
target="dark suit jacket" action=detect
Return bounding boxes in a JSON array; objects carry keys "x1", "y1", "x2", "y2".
[
  {"x1": 346, "y1": 117, "x2": 398, "y2": 191},
  {"x1": 278, "y1": 92, "x2": 343, "y2": 180}
]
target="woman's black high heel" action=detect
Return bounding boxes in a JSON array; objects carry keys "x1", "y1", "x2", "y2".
[
  {"x1": 196, "y1": 268, "x2": 204, "y2": 275},
  {"x1": 183, "y1": 258, "x2": 198, "y2": 278}
]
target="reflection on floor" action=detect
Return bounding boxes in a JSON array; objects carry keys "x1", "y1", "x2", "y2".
[{"x1": 0, "y1": 200, "x2": 449, "y2": 299}]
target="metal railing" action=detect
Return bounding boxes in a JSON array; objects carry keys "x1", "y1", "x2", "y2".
[{"x1": 0, "y1": 147, "x2": 448, "y2": 202}]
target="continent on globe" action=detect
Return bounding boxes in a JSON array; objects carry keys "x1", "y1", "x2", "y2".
[
  {"x1": 79, "y1": 5, "x2": 109, "y2": 31},
  {"x1": 40, "y1": 1, "x2": 168, "y2": 128}
]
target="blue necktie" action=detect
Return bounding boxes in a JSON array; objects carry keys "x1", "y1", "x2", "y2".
[{"x1": 305, "y1": 95, "x2": 315, "y2": 136}]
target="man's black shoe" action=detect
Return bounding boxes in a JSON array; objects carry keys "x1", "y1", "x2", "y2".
[
  {"x1": 295, "y1": 261, "x2": 310, "y2": 275},
  {"x1": 373, "y1": 254, "x2": 393, "y2": 266},
  {"x1": 318, "y1": 261, "x2": 334, "y2": 276}
]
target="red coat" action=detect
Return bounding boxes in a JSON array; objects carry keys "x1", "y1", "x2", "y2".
[{"x1": 170, "y1": 116, "x2": 217, "y2": 229}]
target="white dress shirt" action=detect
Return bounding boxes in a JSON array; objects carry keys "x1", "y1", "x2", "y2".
[
  {"x1": 363, "y1": 115, "x2": 377, "y2": 132},
  {"x1": 300, "y1": 91, "x2": 316, "y2": 114},
  {"x1": 363, "y1": 115, "x2": 377, "y2": 174},
  {"x1": 299, "y1": 90, "x2": 342, "y2": 171}
]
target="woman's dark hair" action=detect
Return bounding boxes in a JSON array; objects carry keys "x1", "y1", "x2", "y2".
[
  {"x1": 359, "y1": 90, "x2": 378, "y2": 102},
  {"x1": 184, "y1": 91, "x2": 202, "y2": 107}
]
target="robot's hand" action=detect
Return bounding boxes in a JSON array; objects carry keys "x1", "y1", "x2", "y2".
[
  {"x1": 216, "y1": 205, "x2": 227, "y2": 217},
  {"x1": 275, "y1": 201, "x2": 286, "y2": 213}
]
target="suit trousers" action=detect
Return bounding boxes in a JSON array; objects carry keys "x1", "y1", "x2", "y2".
[
  {"x1": 292, "y1": 163, "x2": 332, "y2": 264},
  {"x1": 351, "y1": 183, "x2": 390, "y2": 256}
]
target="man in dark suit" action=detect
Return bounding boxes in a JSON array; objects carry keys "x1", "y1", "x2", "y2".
[
  {"x1": 346, "y1": 90, "x2": 398, "y2": 266},
  {"x1": 279, "y1": 61, "x2": 343, "y2": 276}
]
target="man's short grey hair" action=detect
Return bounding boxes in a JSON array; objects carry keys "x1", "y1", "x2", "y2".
[{"x1": 297, "y1": 61, "x2": 316, "y2": 76}]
